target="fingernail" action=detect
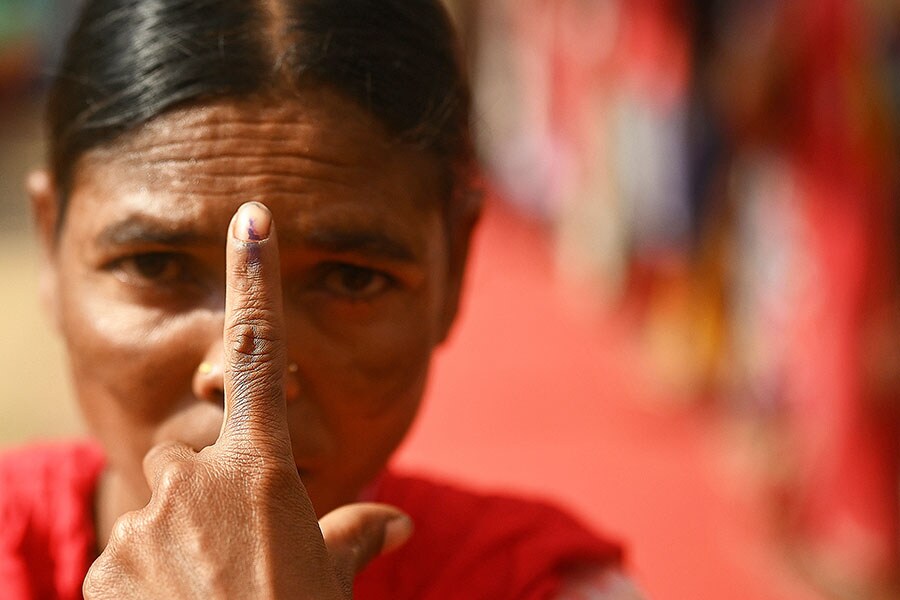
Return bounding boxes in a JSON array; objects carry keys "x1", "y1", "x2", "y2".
[
  {"x1": 382, "y1": 515, "x2": 414, "y2": 555},
  {"x1": 233, "y1": 202, "x2": 271, "y2": 242}
]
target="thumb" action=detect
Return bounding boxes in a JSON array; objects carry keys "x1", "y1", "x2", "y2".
[{"x1": 320, "y1": 503, "x2": 414, "y2": 594}]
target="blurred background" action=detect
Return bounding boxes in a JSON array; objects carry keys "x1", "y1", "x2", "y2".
[{"x1": 2, "y1": 1, "x2": 899, "y2": 599}]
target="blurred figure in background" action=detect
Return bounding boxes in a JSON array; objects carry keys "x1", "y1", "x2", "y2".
[
  {"x1": 0, "y1": 0, "x2": 47, "y2": 99},
  {"x1": 682, "y1": 4, "x2": 899, "y2": 596},
  {"x1": 473, "y1": 0, "x2": 692, "y2": 302},
  {"x1": 690, "y1": 1, "x2": 899, "y2": 597},
  {"x1": 0, "y1": 0, "x2": 81, "y2": 99},
  {"x1": 469, "y1": 0, "x2": 900, "y2": 598}
]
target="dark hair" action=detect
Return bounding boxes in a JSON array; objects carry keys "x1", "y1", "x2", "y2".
[{"x1": 47, "y1": 0, "x2": 474, "y2": 220}]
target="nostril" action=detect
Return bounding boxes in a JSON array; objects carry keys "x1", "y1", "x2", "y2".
[{"x1": 193, "y1": 360, "x2": 226, "y2": 406}]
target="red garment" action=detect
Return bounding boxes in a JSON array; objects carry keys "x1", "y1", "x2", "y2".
[
  {"x1": 0, "y1": 443, "x2": 622, "y2": 599},
  {"x1": 0, "y1": 443, "x2": 103, "y2": 600},
  {"x1": 355, "y1": 472, "x2": 623, "y2": 599}
]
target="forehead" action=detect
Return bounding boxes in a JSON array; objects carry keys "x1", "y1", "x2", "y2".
[{"x1": 65, "y1": 89, "x2": 444, "y2": 248}]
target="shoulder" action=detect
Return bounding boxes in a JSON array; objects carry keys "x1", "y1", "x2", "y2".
[
  {"x1": 0, "y1": 441, "x2": 105, "y2": 507},
  {"x1": 356, "y1": 471, "x2": 625, "y2": 599},
  {"x1": 378, "y1": 471, "x2": 622, "y2": 559},
  {"x1": 0, "y1": 440, "x2": 105, "y2": 476},
  {"x1": 0, "y1": 440, "x2": 105, "y2": 538},
  {"x1": 0, "y1": 441, "x2": 105, "y2": 597}
]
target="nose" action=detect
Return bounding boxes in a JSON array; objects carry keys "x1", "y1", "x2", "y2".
[
  {"x1": 193, "y1": 337, "x2": 225, "y2": 406},
  {"x1": 193, "y1": 338, "x2": 302, "y2": 406}
]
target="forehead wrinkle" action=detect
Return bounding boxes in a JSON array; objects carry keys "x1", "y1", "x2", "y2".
[
  {"x1": 132, "y1": 155, "x2": 369, "y2": 185},
  {"x1": 74, "y1": 89, "x2": 443, "y2": 192},
  {"x1": 122, "y1": 139, "x2": 354, "y2": 167},
  {"x1": 119, "y1": 128, "x2": 366, "y2": 170},
  {"x1": 84, "y1": 106, "x2": 395, "y2": 198},
  {"x1": 106, "y1": 95, "x2": 393, "y2": 168},
  {"x1": 126, "y1": 169, "x2": 368, "y2": 204},
  {"x1": 128, "y1": 147, "x2": 356, "y2": 170},
  {"x1": 114, "y1": 130, "x2": 373, "y2": 176}
]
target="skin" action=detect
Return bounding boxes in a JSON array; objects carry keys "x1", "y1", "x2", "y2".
[{"x1": 30, "y1": 87, "x2": 476, "y2": 597}]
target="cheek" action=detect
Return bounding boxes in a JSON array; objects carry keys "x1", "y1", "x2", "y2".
[
  {"x1": 302, "y1": 372, "x2": 426, "y2": 514},
  {"x1": 286, "y1": 291, "x2": 437, "y2": 506},
  {"x1": 294, "y1": 242, "x2": 450, "y2": 416},
  {"x1": 332, "y1": 370, "x2": 426, "y2": 465},
  {"x1": 57, "y1": 271, "x2": 209, "y2": 433},
  {"x1": 293, "y1": 295, "x2": 437, "y2": 418}
]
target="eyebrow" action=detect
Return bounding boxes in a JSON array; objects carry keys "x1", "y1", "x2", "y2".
[
  {"x1": 96, "y1": 216, "x2": 219, "y2": 248},
  {"x1": 283, "y1": 228, "x2": 418, "y2": 263},
  {"x1": 97, "y1": 215, "x2": 419, "y2": 263}
]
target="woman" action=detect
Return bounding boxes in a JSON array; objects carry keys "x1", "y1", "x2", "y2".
[{"x1": 1, "y1": 1, "x2": 642, "y2": 597}]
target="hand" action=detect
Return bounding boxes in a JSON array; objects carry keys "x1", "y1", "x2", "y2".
[{"x1": 83, "y1": 202, "x2": 413, "y2": 599}]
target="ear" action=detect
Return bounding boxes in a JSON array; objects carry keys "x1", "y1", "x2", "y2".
[
  {"x1": 437, "y1": 188, "x2": 483, "y2": 344},
  {"x1": 28, "y1": 169, "x2": 63, "y2": 333}
]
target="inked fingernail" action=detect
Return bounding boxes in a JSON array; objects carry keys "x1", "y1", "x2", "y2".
[{"x1": 233, "y1": 202, "x2": 271, "y2": 242}]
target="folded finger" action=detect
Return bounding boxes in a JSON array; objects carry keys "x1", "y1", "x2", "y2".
[
  {"x1": 320, "y1": 503, "x2": 414, "y2": 594},
  {"x1": 142, "y1": 441, "x2": 196, "y2": 491}
]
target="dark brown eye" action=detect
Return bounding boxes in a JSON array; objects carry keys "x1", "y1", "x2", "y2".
[
  {"x1": 112, "y1": 253, "x2": 188, "y2": 285},
  {"x1": 321, "y1": 264, "x2": 393, "y2": 300},
  {"x1": 133, "y1": 254, "x2": 178, "y2": 279}
]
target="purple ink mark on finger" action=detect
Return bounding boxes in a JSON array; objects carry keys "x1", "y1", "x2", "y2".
[
  {"x1": 247, "y1": 218, "x2": 263, "y2": 242},
  {"x1": 244, "y1": 219, "x2": 262, "y2": 266}
]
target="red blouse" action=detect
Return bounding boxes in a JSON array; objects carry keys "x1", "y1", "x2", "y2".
[{"x1": 0, "y1": 443, "x2": 622, "y2": 599}]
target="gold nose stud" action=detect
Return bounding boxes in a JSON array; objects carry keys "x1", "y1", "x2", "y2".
[{"x1": 199, "y1": 362, "x2": 296, "y2": 374}]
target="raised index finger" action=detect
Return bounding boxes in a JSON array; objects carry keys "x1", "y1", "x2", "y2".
[{"x1": 220, "y1": 202, "x2": 292, "y2": 457}]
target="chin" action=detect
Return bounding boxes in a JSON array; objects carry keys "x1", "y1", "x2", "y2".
[{"x1": 300, "y1": 474, "x2": 361, "y2": 517}]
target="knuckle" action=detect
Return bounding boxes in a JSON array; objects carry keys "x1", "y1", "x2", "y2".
[
  {"x1": 109, "y1": 513, "x2": 140, "y2": 545},
  {"x1": 226, "y1": 318, "x2": 282, "y2": 361},
  {"x1": 83, "y1": 549, "x2": 132, "y2": 599},
  {"x1": 143, "y1": 441, "x2": 190, "y2": 473},
  {"x1": 82, "y1": 562, "x2": 107, "y2": 598},
  {"x1": 154, "y1": 460, "x2": 195, "y2": 496}
]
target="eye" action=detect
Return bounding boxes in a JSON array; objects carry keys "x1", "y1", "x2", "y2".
[
  {"x1": 319, "y1": 264, "x2": 394, "y2": 300},
  {"x1": 109, "y1": 252, "x2": 192, "y2": 286}
]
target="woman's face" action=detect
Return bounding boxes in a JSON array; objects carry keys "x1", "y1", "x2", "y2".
[{"x1": 34, "y1": 89, "x2": 466, "y2": 516}]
